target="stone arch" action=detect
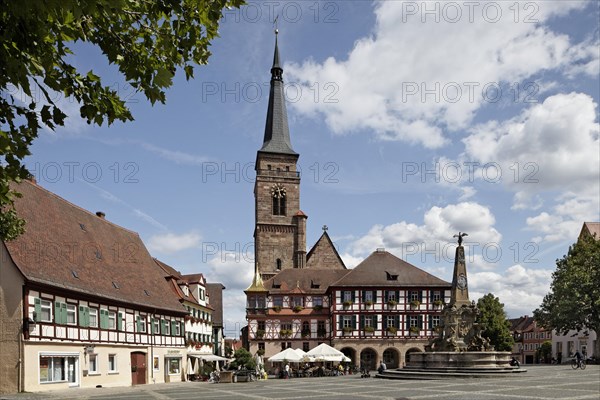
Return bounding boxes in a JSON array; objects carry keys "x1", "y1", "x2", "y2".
[
  {"x1": 340, "y1": 347, "x2": 356, "y2": 365},
  {"x1": 359, "y1": 348, "x2": 377, "y2": 371},
  {"x1": 405, "y1": 347, "x2": 422, "y2": 364},
  {"x1": 383, "y1": 347, "x2": 400, "y2": 369}
]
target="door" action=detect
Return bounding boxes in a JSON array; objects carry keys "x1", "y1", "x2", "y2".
[
  {"x1": 130, "y1": 352, "x2": 147, "y2": 385},
  {"x1": 67, "y1": 357, "x2": 78, "y2": 387}
]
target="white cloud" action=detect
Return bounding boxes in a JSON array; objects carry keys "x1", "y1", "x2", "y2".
[
  {"x1": 147, "y1": 231, "x2": 202, "y2": 254},
  {"x1": 346, "y1": 202, "x2": 502, "y2": 263},
  {"x1": 285, "y1": 1, "x2": 597, "y2": 148},
  {"x1": 470, "y1": 264, "x2": 553, "y2": 317},
  {"x1": 139, "y1": 142, "x2": 213, "y2": 166}
]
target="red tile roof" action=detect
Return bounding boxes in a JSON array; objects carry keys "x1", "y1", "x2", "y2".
[
  {"x1": 332, "y1": 250, "x2": 450, "y2": 287},
  {"x1": 5, "y1": 181, "x2": 185, "y2": 314}
]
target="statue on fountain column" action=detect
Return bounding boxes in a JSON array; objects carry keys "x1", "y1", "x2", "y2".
[{"x1": 426, "y1": 233, "x2": 492, "y2": 352}]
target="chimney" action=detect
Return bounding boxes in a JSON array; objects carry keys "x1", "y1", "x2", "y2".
[{"x1": 96, "y1": 211, "x2": 106, "y2": 219}]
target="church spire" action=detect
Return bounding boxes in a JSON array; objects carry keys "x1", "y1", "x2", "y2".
[{"x1": 260, "y1": 30, "x2": 297, "y2": 155}]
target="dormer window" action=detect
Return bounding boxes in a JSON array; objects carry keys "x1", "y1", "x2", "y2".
[
  {"x1": 385, "y1": 271, "x2": 398, "y2": 281},
  {"x1": 182, "y1": 286, "x2": 189, "y2": 296}
]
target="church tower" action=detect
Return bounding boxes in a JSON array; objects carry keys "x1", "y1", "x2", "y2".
[{"x1": 254, "y1": 32, "x2": 307, "y2": 281}]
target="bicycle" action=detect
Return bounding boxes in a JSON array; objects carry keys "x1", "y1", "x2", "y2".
[{"x1": 571, "y1": 358, "x2": 586, "y2": 370}]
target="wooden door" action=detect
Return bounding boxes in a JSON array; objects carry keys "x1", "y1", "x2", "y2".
[{"x1": 130, "y1": 352, "x2": 147, "y2": 385}]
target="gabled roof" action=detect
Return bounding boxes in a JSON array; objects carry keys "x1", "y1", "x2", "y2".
[
  {"x1": 259, "y1": 33, "x2": 297, "y2": 156},
  {"x1": 580, "y1": 222, "x2": 600, "y2": 240},
  {"x1": 153, "y1": 258, "x2": 212, "y2": 309},
  {"x1": 306, "y1": 231, "x2": 347, "y2": 270},
  {"x1": 206, "y1": 283, "x2": 225, "y2": 327},
  {"x1": 5, "y1": 181, "x2": 185, "y2": 314},
  {"x1": 332, "y1": 249, "x2": 450, "y2": 287},
  {"x1": 508, "y1": 316, "x2": 535, "y2": 332},
  {"x1": 265, "y1": 268, "x2": 349, "y2": 295}
]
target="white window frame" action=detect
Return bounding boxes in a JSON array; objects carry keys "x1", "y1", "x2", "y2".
[
  {"x1": 66, "y1": 304, "x2": 77, "y2": 325},
  {"x1": 386, "y1": 315, "x2": 395, "y2": 328},
  {"x1": 409, "y1": 316, "x2": 418, "y2": 327},
  {"x1": 342, "y1": 316, "x2": 353, "y2": 328},
  {"x1": 108, "y1": 354, "x2": 117, "y2": 373},
  {"x1": 108, "y1": 311, "x2": 116, "y2": 330},
  {"x1": 89, "y1": 308, "x2": 98, "y2": 328},
  {"x1": 168, "y1": 358, "x2": 181, "y2": 375},
  {"x1": 432, "y1": 316, "x2": 441, "y2": 328},
  {"x1": 89, "y1": 354, "x2": 99, "y2": 375},
  {"x1": 364, "y1": 291, "x2": 373, "y2": 302},
  {"x1": 410, "y1": 291, "x2": 419, "y2": 301},
  {"x1": 342, "y1": 291, "x2": 352, "y2": 302},
  {"x1": 174, "y1": 321, "x2": 181, "y2": 336},
  {"x1": 139, "y1": 315, "x2": 147, "y2": 333},
  {"x1": 40, "y1": 300, "x2": 52, "y2": 322},
  {"x1": 153, "y1": 319, "x2": 160, "y2": 334},
  {"x1": 432, "y1": 291, "x2": 441, "y2": 301},
  {"x1": 292, "y1": 297, "x2": 304, "y2": 307},
  {"x1": 165, "y1": 320, "x2": 171, "y2": 335},
  {"x1": 386, "y1": 291, "x2": 396, "y2": 302},
  {"x1": 364, "y1": 316, "x2": 373, "y2": 328}
]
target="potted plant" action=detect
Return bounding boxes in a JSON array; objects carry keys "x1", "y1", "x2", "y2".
[
  {"x1": 387, "y1": 299, "x2": 397, "y2": 308},
  {"x1": 279, "y1": 329, "x2": 292, "y2": 338},
  {"x1": 386, "y1": 326, "x2": 398, "y2": 335},
  {"x1": 364, "y1": 300, "x2": 373, "y2": 308},
  {"x1": 272, "y1": 305, "x2": 282, "y2": 312},
  {"x1": 343, "y1": 300, "x2": 353, "y2": 308},
  {"x1": 256, "y1": 329, "x2": 265, "y2": 339},
  {"x1": 342, "y1": 326, "x2": 353, "y2": 334},
  {"x1": 364, "y1": 326, "x2": 375, "y2": 334},
  {"x1": 292, "y1": 305, "x2": 303, "y2": 313},
  {"x1": 409, "y1": 326, "x2": 420, "y2": 336},
  {"x1": 257, "y1": 348, "x2": 265, "y2": 356},
  {"x1": 313, "y1": 304, "x2": 323, "y2": 312},
  {"x1": 410, "y1": 300, "x2": 421, "y2": 309},
  {"x1": 433, "y1": 299, "x2": 444, "y2": 308}
]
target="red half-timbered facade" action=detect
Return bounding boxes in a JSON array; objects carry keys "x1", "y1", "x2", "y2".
[{"x1": 0, "y1": 181, "x2": 188, "y2": 393}]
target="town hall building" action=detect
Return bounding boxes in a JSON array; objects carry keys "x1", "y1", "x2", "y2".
[{"x1": 244, "y1": 34, "x2": 451, "y2": 369}]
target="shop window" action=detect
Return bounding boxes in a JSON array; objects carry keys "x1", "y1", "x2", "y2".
[{"x1": 168, "y1": 358, "x2": 180, "y2": 374}]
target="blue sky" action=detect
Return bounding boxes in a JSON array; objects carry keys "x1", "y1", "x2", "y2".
[{"x1": 22, "y1": 1, "x2": 599, "y2": 338}]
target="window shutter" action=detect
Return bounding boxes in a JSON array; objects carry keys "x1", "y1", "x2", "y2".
[
  {"x1": 34, "y1": 298, "x2": 42, "y2": 322},
  {"x1": 101, "y1": 309, "x2": 109, "y2": 329},
  {"x1": 396, "y1": 290, "x2": 400, "y2": 302},
  {"x1": 383, "y1": 290, "x2": 388, "y2": 302},
  {"x1": 117, "y1": 313, "x2": 123, "y2": 331},
  {"x1": 79, "y1": 306, "x2": 86, "y2": 327},
  {"x1": 351, "y1": 315, "x2": 356, "y2": 329},
  {"x1": 429, "y1": 290, "x2": 434, "y2": 303},
  {"x1": 360, "y1": 315, "x2": 365, "y2": 328},
  {"x1": 338, "y1": 316, "x2": 343, "y2": 330},
  {"x1": 136, "y1": 316, "x2": 141, "y2": 332},
  {"x1": 406, "y1": 317, "x2": 410, "y2": 330},
  {"x1": 371, "y1": 315, "x2": 376, "y2": 328},
  {"x1": 394, "y1": 315, "x2": 399, "y2": 328},
  {"x1": 383, "y1": 315, "x2": 388, "y2": 329},
  {"x1": 180, "y1": 321, "x2": 185, "y2": 336},
  {"x1": 351, "y1": 291, "x2": 355, "y2": 303},
  {"x1": 418, "y1": 290, "x2": 423, "y2": 303},
  {"x1": 372, "y1": 290, "x2": 377, "y2": 303},
  {"x1": 161, "y1": 319, "x2": 166, "y2": 335},
  {"x1": 418, "y1": 315, "x2": 423, "y2": 329},
  {"x1": 84, "y1": 307, "x2": 90, "y2": 327},
  {"x1": 428, "y1": 315, "x2": 433, "y2": 330},
  {"x1": 171, "y1": 320, "x2": 176, "y2": 336},
  {"x1": 361, "y1": 291, "x2": 366, "y2": 302},
  {"x1": 54, "y1": 302, "x2": 61, "y2": 324},
  {"x1": 61, "y1": 303, "x2": 68, "y2": 324}
]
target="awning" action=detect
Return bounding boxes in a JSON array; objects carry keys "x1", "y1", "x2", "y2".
[{"x1": 189, "y1": 354, "x2": 229, "y2": 362}]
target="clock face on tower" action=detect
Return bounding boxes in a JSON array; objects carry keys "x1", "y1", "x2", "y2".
[
  {"x1": 271, "y1": 184, "x2": 286, "y2": 198},
  {"x1": 457, "y1": 273, "x2": 468, "y2": 290}
]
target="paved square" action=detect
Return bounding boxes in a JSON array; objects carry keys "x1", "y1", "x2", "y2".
[{"x1": 2, "y1": 365, "x2": 598, "y2": 400}]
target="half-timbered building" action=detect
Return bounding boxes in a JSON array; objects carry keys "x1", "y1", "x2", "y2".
[
  {"x1": 244, "y1": 35, "x2": 451, "y2": 368},
  {"x1": 0, "y1": 180, "x2": 188, "y2": 393}
]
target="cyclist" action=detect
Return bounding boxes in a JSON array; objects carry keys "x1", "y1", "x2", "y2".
[{"x1": 574, "y1": 351, "x2": 583, "y2": 368}]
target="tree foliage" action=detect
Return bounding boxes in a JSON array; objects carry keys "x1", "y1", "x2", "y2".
[
  {"x1": 476, "y1": 293, "x2": 514, "y2": 352},
  {"x1": 230, "y1": 348, "x2": 255, "y2": 370},
  {"x1": 0, "y1": 0, "x2": 244, "y2": 240},
  {"x1": 534, "y1": 233, "x2": 600, "y2": 355}
]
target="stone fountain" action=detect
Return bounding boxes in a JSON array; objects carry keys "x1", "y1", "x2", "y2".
[{"x1": 378, "y1": 233, "x2": 526, "y2": 379}]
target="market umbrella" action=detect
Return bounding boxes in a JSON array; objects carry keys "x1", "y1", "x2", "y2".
[
  {"x1": 187, "y1": 357, "x2": 195, "y2": 377},
  {"x1": 305, "y1": 343, "x2": 347, "y2": 362},
  {"x1": 268, "y1": 347, "x2": 304, "y2": 362}
]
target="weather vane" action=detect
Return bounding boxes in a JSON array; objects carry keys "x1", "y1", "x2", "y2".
[
  {"x1": 274, "y1": 14, "x2": 279, "y2": 34},
  {"x1": 453, "y1": 232, "x2": 468, "y2": 246}
]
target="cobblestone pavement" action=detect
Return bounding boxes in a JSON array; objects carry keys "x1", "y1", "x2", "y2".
[{"x1": 2, "y1": 365, "x2": 599, "y2": 400}]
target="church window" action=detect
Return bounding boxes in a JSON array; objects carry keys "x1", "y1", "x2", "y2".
[{"x1": 271, "y1": 185, "x2": 286, "y2": 215}]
